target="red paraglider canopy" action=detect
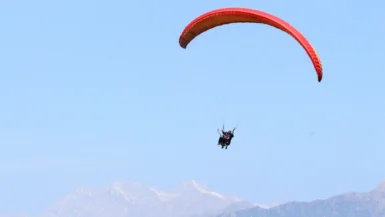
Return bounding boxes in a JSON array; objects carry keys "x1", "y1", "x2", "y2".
[{"x1": 179, "y1": 7, "x2": 323, "y2": 82}]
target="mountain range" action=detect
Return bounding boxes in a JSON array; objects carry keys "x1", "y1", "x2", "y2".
[
  {"x1": 218, "y1": 180, "x2": 385, "y2": 217},
  {"x1": 33, "y1": 180, "x2": 273, "y2": 217},
  {"x1": 3, "y1": 179, "x2": 385, "y2": 217}
]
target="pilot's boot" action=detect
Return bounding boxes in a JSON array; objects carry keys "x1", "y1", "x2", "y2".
[{"x1": 225, "y1": 146, "x2": 228, "y2": 149}]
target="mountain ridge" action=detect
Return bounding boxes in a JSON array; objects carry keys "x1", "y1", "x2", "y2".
[
  {"x1": 32, "y1": 180, "x2": 269, "y2": 217},
  {"x1": 216, "y1": 180, "x2": 385, "y2": 217},
  {"x1": 5, "y1": 179, "x2": 385, "y2": 217}
]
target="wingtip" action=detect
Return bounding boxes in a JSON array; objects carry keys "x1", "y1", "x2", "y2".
[{"x1": 179, "y1": 43, "x2": 187, "y2": 49}]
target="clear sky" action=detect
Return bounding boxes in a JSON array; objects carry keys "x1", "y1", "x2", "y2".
[{"x1": 1, "y1": 0, "x2": 384, "y2": 215}]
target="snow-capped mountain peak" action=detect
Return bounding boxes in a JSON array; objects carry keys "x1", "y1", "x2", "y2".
[{"x1": 31, "y1": 180, "x2": 256, "y2": 217}]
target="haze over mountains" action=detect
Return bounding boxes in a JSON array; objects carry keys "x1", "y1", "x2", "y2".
[
  {"x1": 30, "y1": 180, "x2": 272, "y2": 217},
  {"x1": 3, "y1": 179, "x2": 385, "y2": 217}
]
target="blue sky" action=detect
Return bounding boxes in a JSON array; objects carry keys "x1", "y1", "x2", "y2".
[{"x1": 1, "y1": 0, "x2": 384, "y2": 215}]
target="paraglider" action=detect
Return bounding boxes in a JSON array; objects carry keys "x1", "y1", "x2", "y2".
[
  {"x1": 217, "y1": 125, "x2": 236, "y2": 149},
  {"x1": 178, "y1": 7, "x2": 323, "y2": 149},
  {"x1": 179, "y1": 7, "x2": 323, "y2": 82}
]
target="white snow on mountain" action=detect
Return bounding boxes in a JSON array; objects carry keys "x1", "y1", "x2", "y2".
[{"x1": 34, "y1": 180, "x2": 258, "y2": 217}]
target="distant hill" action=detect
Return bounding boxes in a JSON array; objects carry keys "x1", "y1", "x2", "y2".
[{"x1": 217, "y1": 180, "x2": 385, "y2": 217}]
